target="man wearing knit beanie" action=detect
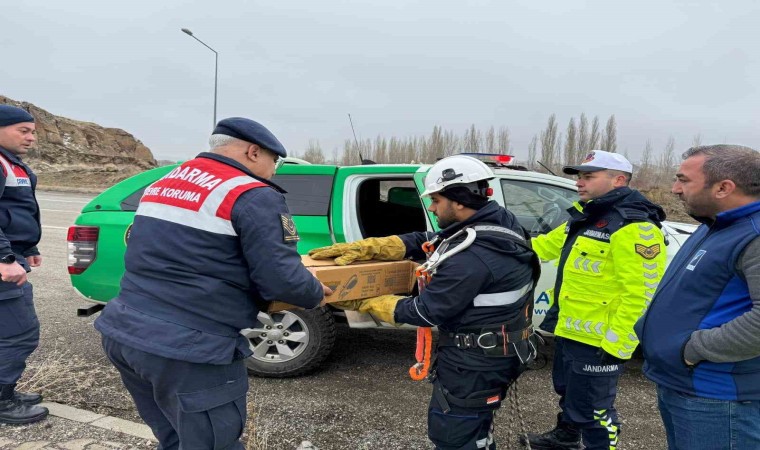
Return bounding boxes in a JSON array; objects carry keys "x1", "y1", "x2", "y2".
[{"x1": 0, "y1": 104, "x2": 48, "y2": 424}]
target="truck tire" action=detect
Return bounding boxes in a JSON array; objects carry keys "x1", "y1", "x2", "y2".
[{"x1": 242, "y1": 307, "x2": 336, "y2": 378}]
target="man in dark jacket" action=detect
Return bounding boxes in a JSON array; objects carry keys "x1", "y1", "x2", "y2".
[
  {"x1": 95, "y1": 118, "x2": 331, "y2": 448},
  {"x1": 635, "y1": 145, "x2": 760, "y2": 450},
  {"x1": 0, "y1": 104, "x2": 48, "y2": 425},
  {"x1": 310, "y1": 155, "x2": 540, "y2": 450}
]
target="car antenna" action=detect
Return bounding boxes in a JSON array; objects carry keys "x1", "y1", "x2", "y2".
[
  {"x1": 536, "y1": 161, "x2": 557, "y2": 176},
  {"x1": 348, "y1": 113, "x2": 375, "y2": 165}
]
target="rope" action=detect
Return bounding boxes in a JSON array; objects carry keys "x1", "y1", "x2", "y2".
[
  {"x1": 409, "y1": 327, "x2": 433, "y2": 380},
  {"x1": 503, "y1": 379, "x2": 532, "y2": 449}
]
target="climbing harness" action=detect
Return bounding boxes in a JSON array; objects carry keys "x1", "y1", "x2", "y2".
[{"x1": 408, "y1": 228, "x2": 477, "y2": 381}]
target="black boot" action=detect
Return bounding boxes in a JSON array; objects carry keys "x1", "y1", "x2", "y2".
[
  {"x1": 13, "y1": 390, "x2": 43, "y2": 405},
  {"x1": 0, "y1": 384, "x2": 48, "y2": 425},
  {"x1": 520, "y1": 412, "x2": 583, "y2": 449}
]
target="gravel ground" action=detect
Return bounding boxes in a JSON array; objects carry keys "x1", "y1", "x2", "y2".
[{"x1": 5, "y1": 192, "x2": 668, "y2": 449}]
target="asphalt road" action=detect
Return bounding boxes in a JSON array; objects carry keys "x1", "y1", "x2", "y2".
[{"x1": 13, "y1": 191, "x2": 668, "y2": 449}]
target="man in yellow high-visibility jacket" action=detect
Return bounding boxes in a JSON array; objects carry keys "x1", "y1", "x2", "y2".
[{"x1": 521, "y1": 150, "x2": 667, "y2": 450}]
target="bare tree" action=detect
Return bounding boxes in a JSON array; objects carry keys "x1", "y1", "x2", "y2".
[
  {"x1": 658, "y1": 136, "x2": 676, "y2": 180},
  {"x1": 540, "y1": 114, "x2": 559, "y2": 171},
  {"x1": 302, "y1": 139, "x2": 326, "y2": 164},
  {"x1": 497, "y1": 126, "x2": 510, "y2": 153},
  {"x1": 564, "y1": 118, "x2": 578, "y2": 165},
  {"x1": 341, "y1": 139, "x2": 361, "y2": 166},
  {"x1": 443, "y1": 130, "x2": 460, "y2": 157},
  {"x1": 374, "y1": 136, "x2": 388, "y2": 163},
  {"x1": 578, "y1": 113, "x2": 590, "y2": 155},
  {"x1": 424, "y1": 126, "x2": 445, "y2": 163},
  {"x1": 527, "y1": 135, "x2": 538, "y2": 170},
  {"x1": 331, "y1": 147, "x2": 339, "y2": 165},
  {"x1": 463, "y1": 124, "x2": 482, "y2": 153},
  {"x1": 388, "y1": 137, "x2": 404, "y2": 163},
  {"x1": 404, "y1": 137, "x2": 420, "y2": 163},
  {"x1": 601, "y1": 115, "x2": 617, "y2": 152},
  {"x1": 637, "y1": 139, "x2": 655, "y2": 188},
  {"x1": 589, "y1": 116, "x2": 601, "y2": 150},
  {"x1": 692, "y1": 133, "x2": 703, "y2": 147},
  {"x1": 485, "y1": 126, "x2": 496, "y2": 153}
]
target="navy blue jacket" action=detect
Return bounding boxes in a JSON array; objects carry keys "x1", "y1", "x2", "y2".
[
  {"x1": 636, "y1": 201, "x2": 760, "y2": 400},
  {"x1": 395, "y1": 201, "x2": 537, "y2": 369},
  {"x1": 95, "y1": 153, "x2": 323, "y2": 364},
  {"x1": 0, "y1": 148, "x2": 40, "y2": 299}
]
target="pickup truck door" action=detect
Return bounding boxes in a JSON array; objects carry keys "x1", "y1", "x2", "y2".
[{"x1": 331, "y1": 165, "x2": 428, "y2": 243}]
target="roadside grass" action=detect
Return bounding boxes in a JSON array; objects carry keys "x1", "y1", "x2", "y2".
[
  {"x1": 17, "y1": 343, "x2": 135, "y2": 416},
  {"x1": 243, "y1": 389, "x2": 271, "y2": 450}
]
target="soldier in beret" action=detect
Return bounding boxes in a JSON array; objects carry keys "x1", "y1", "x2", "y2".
[
  {"x1": 0, "y1": 105, "x2": 48, "y2": 425},
  {"x1": 96, "y1": 117, "x2": 332, "y2": 448}
]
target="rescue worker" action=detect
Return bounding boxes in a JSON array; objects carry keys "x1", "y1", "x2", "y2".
[
  {"x1": 309, "y1": 155, "x2": 540, "y2": 450},
  {"x1": 0, "y1": 105, "x2": 48, "y2": 425},
  {"x1": 521, "y1": 150, "x2": 667, "y2": 450},
  {"x1": 95, "y1": 118, "x2": 331, "y2": 448}
]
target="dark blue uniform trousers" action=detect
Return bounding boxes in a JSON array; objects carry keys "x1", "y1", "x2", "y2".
[
  {"x1": 102, "y1": 336, "x2": 248, "y2": 450},
  {"x1": 0, "y1": 283, "x2": 39, "y2": 384},
  {"x1": 553, "y1": 337, "x2": 623, "y2": 450},
  {"x1": 429, "y1": 359, "x2": 523, "y2": 450}
]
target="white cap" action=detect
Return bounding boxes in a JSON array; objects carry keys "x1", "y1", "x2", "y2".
[{"x1": 563, "y1": 150, "x2": 633, "y2": 175}]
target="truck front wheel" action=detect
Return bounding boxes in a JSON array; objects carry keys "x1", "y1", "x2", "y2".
[{"x1": 241, "y1": 307, "x2": 336, "y2": 378}]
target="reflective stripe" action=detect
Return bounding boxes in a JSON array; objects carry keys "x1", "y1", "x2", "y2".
[
  {"x1": 472, "y1": 225, "x2": 525, "y2": 241},
  {"x1": 0, "y1": 153, "x2": 30, "y2": 187},
  {"x1": 136, "y1": 175, "x2": 255, "y2": 236},
  {"x1": 565, "y1": 316, "x2": 606, "y2": 335},
  {"x1": 473, "y1": 282, "x2": 533, "y2": 307},
  {"x1": 413, "y1": 297, "x2": 437, "y2": 326},
  {"x1": 593, "y1": 409, "x2": 619, "y2": 449}
]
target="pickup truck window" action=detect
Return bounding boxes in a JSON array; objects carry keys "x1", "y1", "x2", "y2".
[
  {"x1": 358, "y1": 179, "x2": 427, "y2": 238},
  {"x1": 121, "y1": 187, "x2": 147, "y2": 211},
  {"x1": 501, "y1": 179, "x2": 577, "y2": 235},
  {"x1": 119, "y1": 174, "x2": 335, "y2": 216},
  {"x1": 272, "y1": 174, "x2": 334, "y2": 216}
]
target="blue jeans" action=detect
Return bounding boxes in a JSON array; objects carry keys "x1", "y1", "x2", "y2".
[{"x1": 657, "y1": 385, "x2": 760, "y2": 450}]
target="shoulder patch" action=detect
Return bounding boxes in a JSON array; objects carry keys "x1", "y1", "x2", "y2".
[
  {"x1": 281, "y1": 214, "x2": 300, "y2": 243},
  {"x1": 635, "y1": 243, "x2": 661, "y2": 260}
]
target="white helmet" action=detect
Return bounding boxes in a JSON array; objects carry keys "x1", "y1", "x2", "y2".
[{"x1": 421, "y1": 155, "x2": 495, "y2": 197}]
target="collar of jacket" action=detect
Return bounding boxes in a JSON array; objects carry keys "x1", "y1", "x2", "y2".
[
  {"x1": 567, "y1": 187, "x2": 631, "y2": 221},
  {"x1": 437, "y1": 201, "x2": 502, "y2": 237},
  {"x1": 0, "y1": 147, "x2": 23, "y2": 164},
  {"x1": 696, "y1": 200, "x2": 760, "y2": 228},
  {"x1": 195, "y1": 152, "x2": 287, "y2": 194}
]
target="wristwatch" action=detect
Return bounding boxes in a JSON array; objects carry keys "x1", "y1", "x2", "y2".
[{"x1": 0, "y1": 254, "x2": 16, "y2": 264}]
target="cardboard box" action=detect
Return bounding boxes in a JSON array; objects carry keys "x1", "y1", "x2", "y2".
[{"x1": 268, "y1": 256, "x2": 419, "y2": 312}]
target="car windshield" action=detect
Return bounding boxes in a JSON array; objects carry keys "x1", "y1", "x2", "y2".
[{"x1": 501, "y1": 179, "x2": 577, "y2": 234}]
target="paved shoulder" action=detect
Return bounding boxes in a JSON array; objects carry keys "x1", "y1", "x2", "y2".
[{"x1": 0, "y1": 403, "x2": 156, "y2": 449}]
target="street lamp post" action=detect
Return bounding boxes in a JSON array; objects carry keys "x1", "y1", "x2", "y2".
[{"x1": 181, "y1": 28, "x2": 218, "y2": 128}]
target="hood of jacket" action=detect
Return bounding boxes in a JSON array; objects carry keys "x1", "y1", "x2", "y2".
[{"x1": 581, "y1": 187, "x2": 666, "y2": 226}]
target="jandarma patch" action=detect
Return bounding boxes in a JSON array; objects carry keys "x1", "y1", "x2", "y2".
[
  {"x1": 280, "y1": 214, "x2": 300, "y2": 242},
  {"x1": 635, "y1": 243, "x2": 661, "y2": 259}
]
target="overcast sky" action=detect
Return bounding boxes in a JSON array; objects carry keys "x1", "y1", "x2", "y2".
[{"x1": 3, "y1": 0, "x2": 758, "y2": 162}]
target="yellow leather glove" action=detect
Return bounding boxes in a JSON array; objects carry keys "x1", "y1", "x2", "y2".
[
  {"x1": 308, "y1": 236, "x2": 406, "y2": 266},
  {"x1": 332, "y1": 295, "x2": 405, "y2": 324}
]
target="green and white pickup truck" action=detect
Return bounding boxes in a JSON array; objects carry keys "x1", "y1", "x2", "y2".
[{"x1": 68, "y1": 156, "x2": 696, "y2": 377}]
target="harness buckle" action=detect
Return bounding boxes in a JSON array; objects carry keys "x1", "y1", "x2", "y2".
[
  {"x1": 476, "y1": 332, "x2": 499, "y2": 349},
  {"x1": 454, "y1": 333, "x2": 476, "y2": 349}
]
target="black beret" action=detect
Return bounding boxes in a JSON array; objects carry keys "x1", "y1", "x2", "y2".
[
  {"x1": 0, "y1": 105, "x2": 35, "y2": 127},
  {"x1": 213, "y1": 117, "x2": 287, "y2": 158}
]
